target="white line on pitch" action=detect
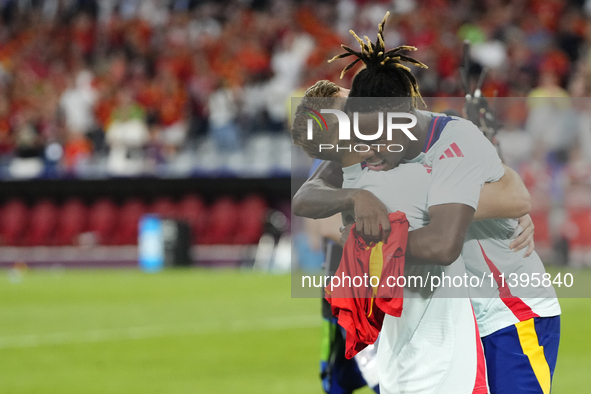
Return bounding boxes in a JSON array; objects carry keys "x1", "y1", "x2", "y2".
[{"x1": 0, "y1": 315, "x2": 319, "y2": 350}]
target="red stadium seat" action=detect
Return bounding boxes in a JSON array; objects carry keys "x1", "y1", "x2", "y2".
[
  {"x1": 88, "y1": 198, "x2": 119, "y2": 245},
  {"x1": 200, "y1": 197, "x2": 238, "y2": 245},
  {"x1": 54, "y1": 198, "x2": 88, "y2": 245},
  {"x1": 234, "y1": 195, "x2": 268, "y2": 244},
  {"x1": 148, "y1": 197, "x2": 178, "y2": 218},
  {"x1": 0, "y1": 199, "x2": 29, "y2": 246},
  {"x1": 177, "y1": 194, "x2": 207, "y2": 244},
  {"x1": 115, "y1": 198, "x2": 147, "y2": 245},
  {"x1": 24, "y1": 199, "x2": 58, "y2": 246}
]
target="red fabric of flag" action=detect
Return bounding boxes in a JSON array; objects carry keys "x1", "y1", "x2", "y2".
[{"x1": 325, "y1": 211, "x2": 409, "y2": 359}]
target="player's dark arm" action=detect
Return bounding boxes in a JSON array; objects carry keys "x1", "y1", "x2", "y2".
[
  {"x1": 474, "y1": 164, "x2": 531, "y2": 221},
  {"x1": 406, "y1": 203, "x2": 475, "y2": 266},
  {"x1": 293, "y1": 162, "x2": 392, "y2": 240}
]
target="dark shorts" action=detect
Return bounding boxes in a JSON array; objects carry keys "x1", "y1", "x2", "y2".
[{"x1": 482, "y1": 316, "x2": 561, "y2": 394}]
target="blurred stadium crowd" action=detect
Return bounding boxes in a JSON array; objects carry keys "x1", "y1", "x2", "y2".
[{"x1": 0, "y1": 0, "x2": 590, "y2": 264}]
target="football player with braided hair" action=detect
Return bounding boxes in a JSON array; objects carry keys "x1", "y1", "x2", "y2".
[{"x1": 293, "y1": 11, "x2": 561, "y2": 394}]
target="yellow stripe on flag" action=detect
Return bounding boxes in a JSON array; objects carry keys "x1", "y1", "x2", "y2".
[
  {"x1": 369, "y1": 242, "x2": 384, "y2": 297},
  {"x1": 516, "y1": 318, "x2": 551, "y2": 394},
  {"x1": 367, "y1": 242, "x2": 384, "y2": 318}
]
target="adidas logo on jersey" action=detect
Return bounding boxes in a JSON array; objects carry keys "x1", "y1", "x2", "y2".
[{"x1": 439, "y1": 142, "x2": 464, "y2": 160}]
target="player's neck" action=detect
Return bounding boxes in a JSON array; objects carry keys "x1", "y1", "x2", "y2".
[{"x1": 403, "y1": 110, "x2": 431, "y2": 160}]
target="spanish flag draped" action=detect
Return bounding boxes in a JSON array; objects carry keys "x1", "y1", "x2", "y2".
[{"x1": 325, "y1": 211, "x2": 408, "y2": 359}]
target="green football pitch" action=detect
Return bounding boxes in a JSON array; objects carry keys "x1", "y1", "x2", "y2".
[{"x1": 1, "y1": 268, "x2": 590, "y2": 394}]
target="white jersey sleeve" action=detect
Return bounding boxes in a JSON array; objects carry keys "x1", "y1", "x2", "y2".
[{"x1": 425, "y1": 118, "x2": 505, "y2": 210}]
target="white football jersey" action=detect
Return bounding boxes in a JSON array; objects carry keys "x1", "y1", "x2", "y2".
[
  {"x1": 463, "y1": 221, "x2": 561, "y2": 336},
  {"x1": 343, "y1": 162, "x2": 486, "y2": 394},
  {"x1": 406, "y1": 111, "x2": 561, "y2": 337}
]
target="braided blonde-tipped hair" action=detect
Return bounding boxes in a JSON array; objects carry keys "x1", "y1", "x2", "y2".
[{"x1": 328, "y1": 11, "x2": 428, "y2": 108}]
